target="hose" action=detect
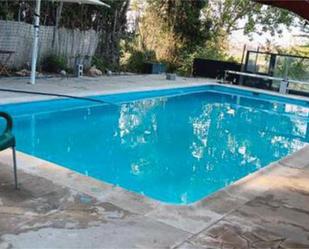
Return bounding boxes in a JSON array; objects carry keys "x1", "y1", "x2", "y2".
[{"x1": 0, "y1": 88, "x2": 115, "y2": 105}]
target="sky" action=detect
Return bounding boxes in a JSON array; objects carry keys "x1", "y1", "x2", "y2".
[
  {"x1": 230, "y1": 25, "x2": 307, "y2": 49},
  {"x1": 228, "y1": 17, "x2": 308, "y2": 58}
]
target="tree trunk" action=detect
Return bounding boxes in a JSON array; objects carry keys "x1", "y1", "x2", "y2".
[{"x1": 52, "y1": 2, "x2": 63, "y2": 49}]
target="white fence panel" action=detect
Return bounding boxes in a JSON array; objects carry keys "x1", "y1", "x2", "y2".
[{"x1": 0, "y1": 20, "x2": 99, "y2": 69}]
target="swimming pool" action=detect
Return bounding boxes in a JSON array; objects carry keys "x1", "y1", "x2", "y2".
[{"x1": 1, "y1": 85, "x2": 309, "y2": 204}]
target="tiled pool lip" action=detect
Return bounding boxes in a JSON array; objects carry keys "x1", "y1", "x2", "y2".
[{"x1": 1, "y1": 82, "x2": 309, "y2": 234}]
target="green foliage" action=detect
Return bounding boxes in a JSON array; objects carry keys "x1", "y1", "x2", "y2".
[
  {"x1": 138, "y1": 0, "x2": 209, "y2": 63},
  {"x1": 0, "y1": 1, "x2": 19, "y2": 20},
  {"x1": 152, "y1": 0, "x2": 209, "y2": 49},
  {"x1": 123, "y1": 50, "x2": 156, "y2": 73},
  {"x1": 122, "y1": 0, "x2": 298, "y2": 75},
  {"x1": 205, "y1": 0, "x2": 295, "y2": 39},
  {"x1": 177, "y1": 43, "x2": 235, "y2": 76},
  {"x1": 92, "y1": 56, "x2": 120, "y2": 73},
  {"x1": 41, "y1": 55, "x2": 67, "y2": 73},
  {"x1": 166, "y1": 63, "x2": 178, "y2": 74},
  {"x1": 274, "y1": 46, "x2": 309, "y2": 83},
  {"x1": 2, "y1": 0, "x2": 299, "y2": 74},
  {"x1": 92, "y1": 56, "x2": 107, "y2": 73}
]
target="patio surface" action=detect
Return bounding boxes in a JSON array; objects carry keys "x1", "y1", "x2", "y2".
[
  {"x1": 0, "y1": 75, "x2": 309, "y2": 248},
  {"x1": 0, "y1": 75, "x2": 215, "y2": 104}
]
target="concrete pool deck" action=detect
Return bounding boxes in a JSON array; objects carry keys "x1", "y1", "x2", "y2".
[
  {"x1": 0, "y1": 75, "x2": 216, "y2": 104},
  {"x1": 0, "y1": 75, "x2": 309, "y2": 248}
]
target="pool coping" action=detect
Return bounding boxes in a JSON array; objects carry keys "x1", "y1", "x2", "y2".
[
  {"x1": 1, "y1": 82, "x2": 309, "y2": 234},
  {"x1": 2, "y1": 81, "x2": 309, "y2": 105},
  {"x1": 1, "y1": 144, "x2": 308, "y2": 235}
]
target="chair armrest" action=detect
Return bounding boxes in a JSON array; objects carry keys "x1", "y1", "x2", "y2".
[{"x1": 0, "y1": 112, "x2": 13, "y2": 134}]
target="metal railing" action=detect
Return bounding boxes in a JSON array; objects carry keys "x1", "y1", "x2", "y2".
[{"x1": 224, "y1": 70, "x2": 309, "y2": 94}]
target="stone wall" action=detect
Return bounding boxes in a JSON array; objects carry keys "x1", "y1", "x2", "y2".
[{"x1": 0, "y1": 20, "x2": 99, "y2": 69}]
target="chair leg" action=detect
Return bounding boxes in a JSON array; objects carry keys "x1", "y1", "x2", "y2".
[{"x1": 12, "y1": 146, "x2": 18, "y2": 190}]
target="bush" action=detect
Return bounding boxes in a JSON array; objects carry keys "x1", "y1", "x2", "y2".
[
  {"x1": 166, "y1": 63, "x2": 178, "y2": 73},
  {"x1": 92, "y1": 56, "x2": 107, "y2": 72},
  {"x1": 41, "y1": 55, "x2": 67, "y2": 73},
  {"x1": 177, "y1": 44, "x2": 234, "y2": 76},
  {"x1": 122, "y1": 50, "x2": 156, "y2": 73}
]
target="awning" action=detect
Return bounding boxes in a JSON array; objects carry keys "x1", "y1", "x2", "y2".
[{"x1": 254, "y1": 0, "x2": 309, "y2": 20}]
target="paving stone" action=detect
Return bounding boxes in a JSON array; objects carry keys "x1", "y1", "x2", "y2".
[
  {"x1": 146, "y1": 203, "x2": 222, "y2": 234},
  {"x1": 101, "y1": 186, "x2": 160, "y2": 215},
  {"x1": 145, "y1": 188, "x2": 253, "y2": 234},
  {"x1": 222, "y1": 197, "x2": 309, "y2": 247},
  {"x1": 279, "y1": 145, "x2": 309, "y2": 169},
  {"x1": 187, "y1": 165, "x2": 309, "y2": 249},
  {"x1": 189, "y1": 220, "x2": 286, "y2": 249},
  {"x1": 224, "y1": 162, "x2": 280, "y2": 201}
]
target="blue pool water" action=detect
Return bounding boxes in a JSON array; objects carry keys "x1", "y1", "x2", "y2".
[{"x1": 1, "y1": 85, "x2": 309, "y2": 204}]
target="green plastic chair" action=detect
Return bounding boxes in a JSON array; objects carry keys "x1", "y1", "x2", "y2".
[{"x1": 0, "y1": 112, "x2": 18, "y2": 189}]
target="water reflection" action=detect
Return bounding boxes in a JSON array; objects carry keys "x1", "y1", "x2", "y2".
[
  {"x1": 117, "y1": 98, "x2": 167, "y2": 178},
  {"x1": 118, "y1": 98, "x2": 167, "y2": 146}
]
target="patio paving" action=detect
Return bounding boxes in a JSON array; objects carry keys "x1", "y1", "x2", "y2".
[
  {"x1": 0, "y1": 75, "x2": 214, "y2": 104},
  {"x1": 0, "y1": 163, "x2": 190, "y2": 249},
  {"x1": 0, "y1": 75, "x2": 309, "y2": 248}
]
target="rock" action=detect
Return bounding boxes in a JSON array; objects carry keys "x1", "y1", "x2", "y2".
[
  {"x1": 60, "y1": 70, "x2": 67, "y2": 77},
  {"x1": 15, "y1": 69, "x2": 42, "y2": 77},
  {"x1": 106, "y1": 70, "x2": 112, "y2": 76},
  {"x1": 88, "y1": 66, "x2": 103, "y2": 77},
  {"x1": 15, "y1": 69, "x2": 31, "y2": 77}
]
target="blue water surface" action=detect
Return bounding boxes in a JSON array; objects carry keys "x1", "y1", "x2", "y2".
[{"x1": 1, "y1": 85, "x2": 309, "y2": 204}]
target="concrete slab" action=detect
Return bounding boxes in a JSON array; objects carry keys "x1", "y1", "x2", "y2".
[
  {"x1": 0, "y1": 163, "x2": 190, "y2": 249},
  {"x1": 145, "y1": 189, "x2": 248, "y2": 234},
  {"x1": 2, "y1": 217, "x2": 190, "y2": 249},
  {"x1": 279, "y1": 145, "x2": 309, "y2": 169}
]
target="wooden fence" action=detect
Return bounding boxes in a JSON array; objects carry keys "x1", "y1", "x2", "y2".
[{"x1": 0, "y1": 20, "x2": 99, "y2": 69}]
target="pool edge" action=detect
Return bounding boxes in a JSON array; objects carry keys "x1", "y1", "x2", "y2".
[
  {"x1": 0, "y1": 144, "x2": 308, "y2": 234},
  {"x1": 2, "y1": 82, "x2": 309, "y2": 106}
]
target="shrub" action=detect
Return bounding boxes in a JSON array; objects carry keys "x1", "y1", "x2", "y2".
[
  {"x1": 166, "y1": 63, "x2": 178, "y2": 73},
  {"x1": 92, "y1": 56, "x2": 107, "y2": 72},
  {"x1": 41, "y1": 55, "x2": 67, "y2": 73},
  {"x1": 177, "y1": 44, "x2": 234, "y2": 76},
  {"x1": 122, "y1": 50, "x2": 156, "y2": 73}
]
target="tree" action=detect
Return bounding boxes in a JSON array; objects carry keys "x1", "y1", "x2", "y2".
[
  {"x1": 202, "y1": 0, "x2": 297, "y2": 55},
  {"x1": 205, "y1": 0, "x2": 295, "y2": 36},
  {"x1": 134, "y1": 0, "x2": 209, "y2": 65},
  {"x1": 126, "y1": 0, "x2": 296, "y2": 73},
  {"x1": 95, "y1": 0, "x2": 130, "y2": 68}
]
